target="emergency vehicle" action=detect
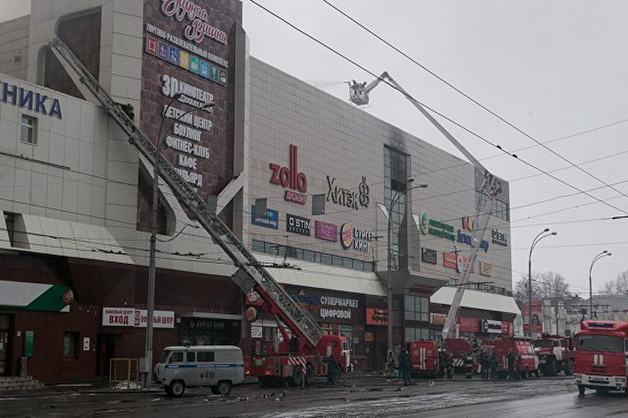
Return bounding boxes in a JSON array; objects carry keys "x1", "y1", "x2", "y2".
[
  {"x1": 533, "y1": 334, "x2": 575, "y2": 376},
  {"x1": 444, "y1": 338, "x2": 474, "y2": 374},
  {"x1": 409, "y1": 340, "x2": 439, "y2": 376},
  {"x1": 574, "y1": 320, "x2": 628, "y2": 395},
  {"x1": 483, "y1": 338, "x2": 540, "y2": 378}
]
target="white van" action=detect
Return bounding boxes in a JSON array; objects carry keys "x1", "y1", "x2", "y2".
[{"x1": 153, "y1": 345, "x2": 244, "y2": 397}]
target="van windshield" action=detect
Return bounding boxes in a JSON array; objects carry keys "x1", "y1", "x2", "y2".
[
  {"x1": 159, "y1": 351, "x2": 171, "y2": 363},
  {"x1": 577, "y1": 335, "x2": 623, "y2": 353}
]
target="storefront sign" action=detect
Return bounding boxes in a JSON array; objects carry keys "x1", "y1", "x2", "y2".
[
  {"x1": 421, "y1": 248, "x2": 437, "y2": 264},
  {"x1": 481, "y1": 319, "x2": 502, "y2": 334},
  {"x1": 461, "y1": 216, "x2": 475, "y2": 232},
  {"x1": 443, "y1": 253, "x2": 457, "y2": 269},
  {"x1": 251, "y1": 205, "x2": 279, "y2": 229},
  {"x1": 326, "y1": 176, "x2": 369, "y2": 210},
  {"x1": 145, "y1": 28, "x2": 228, "y2": 85},
  {"x1": 491, "y1": 228, "x2": 509, "y2": 247},
  {"x1": 419, "y1": 212, "x2": 455, "y2": 241},
  {"x1": 340, "y1": 223, "x2": 375, "y2": 252},
  {"x1": 102, "y1": 307, "x2": 175, "y2": 329},
  {"x1": 501, "y1": 321, "x2": 514, "y2": 336},
  {"x1": 289, "y1": 288, "x2": 364, "y2": 324},
  {"x1": 430, "y1": 313, "x2": 446, "y2": 325},
  {"x1": 270, "y1": 145, "x2": 307, "y2": 204},
  {"x1": 366, "y1": 308, "x2": 388, "y2": 326},
  {"x1": 245, "y1": 307, "x2": 258, "y2": 322},
  {"x1": 458, "y1": 317, "x2": 480, "y2": 333},
  {"x1": 456, "y1": 229, "x2": 489, "y2": 252},
  {"x1": 479, "y1": 262, "x2": 492, "y2": 276},
  {"x1": 286, "y1": 214, "x2": 311, "y2": 236},
  {"x1": 1, "y1": 82, "x2": 62, "y2": 119},
  {"x1": 160, "y1": 0, "x2": 228, "y2": 44},
  {"x1": 315, "y1": 220, "x2": 338, "y2": 242}
]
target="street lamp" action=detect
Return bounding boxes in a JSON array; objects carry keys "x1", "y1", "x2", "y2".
[
  {"x1": 142, "y1": 93, "x2": 214, "y2": 388},
  {"x1": 589, "y1": 250, "x2": 611, "y2": 319},
  {"x1": 386, "y1": 178, "x2": 427, "y2": 356},
  {"x1": 528, "y1": 228, "x2": 557, "y2": 337}
]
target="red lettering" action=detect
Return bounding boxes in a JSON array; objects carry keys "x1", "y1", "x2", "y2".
[
  {"x1": 269, "y1": 145, "x2": 308, "y2": 193},
  {"x1": 269, "y1": 163, "x2": 281, "y2": 185},
  {"x1": 285, "y1": 190, "x2": 307, "y2": 205}
]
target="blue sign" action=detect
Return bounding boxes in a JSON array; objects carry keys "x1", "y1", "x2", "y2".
[
  {"x1": 168, "y1": 46, "x2": 180, "y2": 65},
  {"x1": 200, "y1": 60, "x2": 210, "y2": 78},
  {"x1": 251, "y1": 206, "x2": 279, "y2": 229}
]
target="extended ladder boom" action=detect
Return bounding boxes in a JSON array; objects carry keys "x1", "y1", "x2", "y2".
[
  {"x1": 48, "y1": 38, "x2": 322, "y2": 349},
  {"x1": 349, "y1": 73, "x2": 502, "y2": 339}
]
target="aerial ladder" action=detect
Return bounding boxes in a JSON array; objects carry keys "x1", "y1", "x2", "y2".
[
  {"x1": 349, "y1": 72, "x2": 502, "y2": 339},
  {"x1": 47, "y1": 38, "x2": 323, "y2": 364}
]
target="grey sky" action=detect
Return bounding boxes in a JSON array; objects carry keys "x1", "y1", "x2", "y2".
[{"x1": 2, "y1": 1, "x2": 627, "y2": 299}]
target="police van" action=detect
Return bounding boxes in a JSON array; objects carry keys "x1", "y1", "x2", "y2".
[{"x1": 153, "y1": 345, "x2": 244, "y2": 396}]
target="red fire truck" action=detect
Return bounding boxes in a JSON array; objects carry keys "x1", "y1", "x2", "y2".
[
  {"x1": 409, "y1": 340, "x2": 439, "y2": 376},
  {"x1": 575, "y1": 320, "x2": 628, "y2": 395},
  {"x1": 533, "y1": 334, "x2": 575, "y2": 376},
  {"x1": 246, "y1": 328, "x2": 351, "y2": 386},
  {"x1": 482, "y1": 337, "x2": 540, "y2": 378}
]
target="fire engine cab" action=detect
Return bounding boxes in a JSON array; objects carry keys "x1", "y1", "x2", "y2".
[{"x1": 575, "y1": 320, "x2": 628, "y2": 395}]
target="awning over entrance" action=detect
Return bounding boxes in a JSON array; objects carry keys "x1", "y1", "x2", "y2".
[
  {"x1": 1, "y1": 213, "x2": 133, "y2": 264},
  {"x1": 255, "y1": 254, "x2": 386, "y2": 297},
  {"x1": 431, "y1": 287, "x2": 521, "y2": 316}
]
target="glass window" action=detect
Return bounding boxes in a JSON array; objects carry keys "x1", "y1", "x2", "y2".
[
  {"x1": 186, "y1": 352, "x2": 195, "y2": 362},
  {"x1": 197, "y1": 351, "x2": 215, "y2": 362},
  {"x1": 577, "y1": 335, "x2": 623, "y2": 352},
  {"x1": 404, "y1": 295, "x2": 429, "y2": 322},
  {"x1": 20, "y1": 115, "x2": 37, "y2": 145},
  {"x1": 63, "y1": 332, "x2": 78, "y2": 358},
  {"x1": 169, "y1": 352, "x2": 184, "y2": 363}
]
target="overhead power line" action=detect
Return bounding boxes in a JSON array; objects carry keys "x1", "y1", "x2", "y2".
[
  {"x1": 321, "y1": 0, "x2": 628, "y2": 208},
  {"x1": 248, "y1": 0, "x2": 628, "y2": 217}
]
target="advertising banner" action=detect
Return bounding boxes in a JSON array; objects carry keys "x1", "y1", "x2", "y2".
[{"x1": 102, "y1": 307, "x2": 175, "y2": 329}]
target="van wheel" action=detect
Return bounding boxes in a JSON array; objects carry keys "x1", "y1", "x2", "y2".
[
  {"x1": 169, "y1": 380, "x2": 185, "y2": 397},
  {"x1": 547, "y1": 359, "x2": 557, "y2": 376},
  {"x1": 578, "y1": 385, "x2": 585, "y2": 395},
  {"x1": 305, "y1": 364, "x2": 315, "y2": 386},
  {"x1": 216, "y1": 380, "x2": 232, "y2": 396},
  {"x1": 291, "y1": 366, "x2": 304, "y2": 387}
]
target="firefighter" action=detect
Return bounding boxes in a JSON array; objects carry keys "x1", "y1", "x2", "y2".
[
  {"x1": 489, "y1": 352, "x2": 498, "y2": 380},
  {"x1": 327, "y1": 354, "x2": 340, "y2": 387},
  {"x1": 386, "y1": 351, "x2": 395, "y2": 379},
  {"x1": 399, "y1": 349, "x2": 412, "y2": 386},
  {"x1": 464, "y1": 351, "x2": 474, "y2": 379},
  {"x1": 507, "y1": 349, "x2": 516, "y2": 380}
]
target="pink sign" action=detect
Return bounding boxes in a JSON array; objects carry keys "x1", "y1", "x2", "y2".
[{"x1": 315, "y1": 221, "x2": 338, "y2": 242}]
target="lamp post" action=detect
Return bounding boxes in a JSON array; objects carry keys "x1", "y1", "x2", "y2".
[
  {"x1": 142, "y1": 93, "x2": 214, "y2": 389},
  {"x1": 386, "y1": 178, "x2": 427, "y2": 356},
  {"x1": 589, "y1": 250, "x2": 611, "y2": 319},
  {"x1": 527, "y1": 229, "x2": 557, "y2": 337}
]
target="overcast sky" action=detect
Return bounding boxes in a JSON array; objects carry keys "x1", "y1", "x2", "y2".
[{"x1": 3, "y1": 1, "x2": 628, "y2": 300}]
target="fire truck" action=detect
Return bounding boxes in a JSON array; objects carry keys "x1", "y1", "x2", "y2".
[
  {"x1": 409, "y1": 340, "x2": 439, "y2": 376},
  {"x1": 47, "y1": 38, "x2": 345, "y2": 389},
  {"x1": 574, "y1": 320, "x2": 628, "y2": 395},
  {"x1": 483, "y1": 337, "x2": 540, "y2": 379},
  {"x1": 533, "y1": 334, "x2": 575, "y2": 376}
]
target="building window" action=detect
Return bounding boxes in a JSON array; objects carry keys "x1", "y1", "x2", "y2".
[
  {"x1": 20, "y1": 115, "x2": 38, "y2": 145},
  {"x1": 404, "y1": 295, "x2": 429, "y2": 322},
  {"x1": 384, "y1": 146, "x2": 410, "y2": 270},
  {"x1": 63, "y1": 332, "x2": 79, "y2": 358},
  {"x1": 476, "y1": 191, "x2": 509, "y2": 221},
  {"x1": 405, "y1": 326, "x2": 430, "y2": 342}
]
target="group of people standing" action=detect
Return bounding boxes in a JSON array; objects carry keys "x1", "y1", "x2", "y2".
[
  {"x1": 477, "y1": 349, "x2": 523, "y2": 380},
  {"x1": 386, "y1": 348, "x2": 413, "y2": 386}
]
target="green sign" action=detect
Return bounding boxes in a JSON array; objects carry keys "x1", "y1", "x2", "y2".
[{"x1": 24, "y1": 331, "x2": 34, "y2": 357}]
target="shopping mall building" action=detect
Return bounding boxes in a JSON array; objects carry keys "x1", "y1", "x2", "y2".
[{"x1": 0, "y1": 0, "x2": 518, "y2": 383}]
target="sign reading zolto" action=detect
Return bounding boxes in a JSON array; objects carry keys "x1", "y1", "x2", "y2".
[{"x1": 102, "y1": 307, "x2": 175, "y2": 329}]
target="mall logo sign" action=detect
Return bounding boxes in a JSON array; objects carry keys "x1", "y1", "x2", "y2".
[
  {"x1": 160, "y1": 0, "x2": 228, "y2": 44},
  {"x1": 491, "y1": 228, "x2": 509, "y2": 247},
  {"x1": 326, "y1": 176, "x2": 370, "y2": 210},
  {"x1": 340, "y1": 223, "x2": 375, "y2": 252},
  {"x1": 270, "y1": 145, "x2": 307, "y2": 205}
]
